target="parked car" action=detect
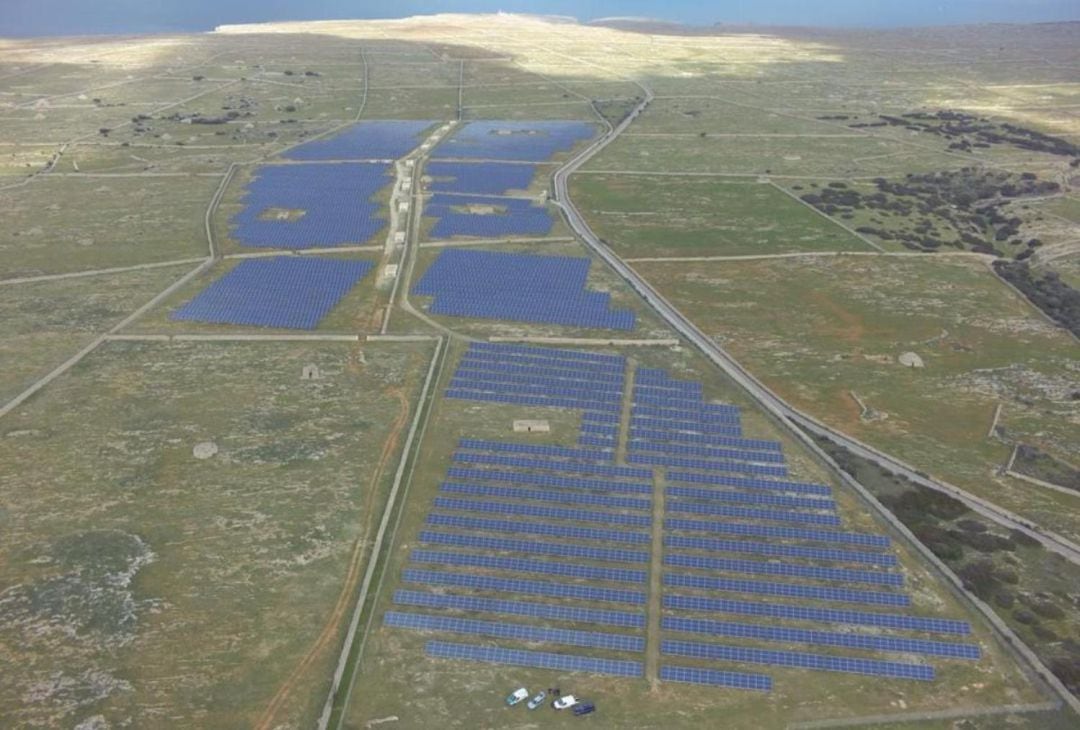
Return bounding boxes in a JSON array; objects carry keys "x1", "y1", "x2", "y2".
[
  {"x1": 506, "y1": 688, "x2": 529, "y2": 706},
  {"x1": 552, "y1": 695, "x2": 579, "y2": 710},
  {"x1": 573, "y1": 702, "x2": 596, "y2": 717},
  {"x1": 527, "y1": 691, "x2": 547, "y2": 710}
]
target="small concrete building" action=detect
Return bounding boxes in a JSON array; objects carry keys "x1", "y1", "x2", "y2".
[
  {"x1": 301, "y1": 364, "x2": 322, "y2": 380},
  {"x1": 513, "y1": 419, "x2": 550, "y2": 434},
  {"x1": 398, "y1": 201, "x2": 409, "y2": 213},
  {"x1": 394, "y1": 231, "x2": 406, "y2": 244}
]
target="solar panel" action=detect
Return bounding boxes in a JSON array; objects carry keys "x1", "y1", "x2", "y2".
[
  {"x1": 663, "y1": 553, "x2": 903, "y2": 587},
  {"x1": 455, "y1": 369, "x2": 624, "y2": 392},
  {"x1": 419, "y1": 531, "x2": 649, "y2": 564},
  {"x1": 629, "y1": 453, "x2": 787, "y2": 477},
  {"x1": 171, "y1": 257, "x2": 374, "y2": 329},
  {"x1": 659, "y1": 664, "x2": 772, "y2": 691},
  {"x1": 432, "y1": 496, "x2": 652, "y2": 527},
  {"x1": 410, "y1": 549, "x2": 647, "y2": 583},
  {"x1": 661, "y1": 640, "x2": 935, "y2": 681},
  {"x1": 403, "y1": 569, "x2": 646, "y2": 604},
  {"x1": 630, "y1": 429, "x2": 781, "y2": 451},
  {"x1": 425, "y1": 640, "x2": 643, "y2": 677},
  {"x1": 440, "y1": 482, "x2": 651, "y2": 511},
  {"x1": 630, "y1": 441, "x2": 786, "y2": 464},
  {"x1": 450, "y1": 377, "x2": 620, "y2": 404},
  {"x1": 414, "y1": 249, "x2": 635, "y2": 330},
  {"x1": 663, "y1": 573, "x2": 910, "y2": 607},
  {"x1": 662, "y1": 616, "x2": 979, "y2": 659},
  {"x1": 427, "y1": 513, "x2": 651, "y2": 544},
  {"x1": 394, "y1": 590, "x2": 645, "y2": 628},
  {"x1": 666, "y1": 486, "x2": 836, "y2": 512},
  {"x1": 425, "y1": 193, "x2": 556, "y2": 238},
  {"x1": 630, "y1": 416, "x2": 741, "y2": 436},
  {"x1": 446, "y1": 468, "x2": 653, "y2": 495},
  {"x1": 667, "y1": 471, "x2": 832, "y2": 497},
  {"x1": 665, "y1": 518, "x2": 891, "y2": 549},
  {"x1": 450, "y1": 452, "x2": 651, "y2": 479},
  {"x1": 426, "y1": 161, "x2": 540, "y2": 196},
  {"x1": 231, "y1": 163, "x2": 391, "y2": 249},
  {"x1": 664, "y1": 535, "x2": 899, "y2": 567},
  {"x1": 469, "y1": 342, "x2": 624, "y2": 365},
  {"x1": 446, "y1": 390, "x2": 621, "y2": 412},
  {"x1": 386, "y1": 611, "x2": 645, "y2": 651},
  {"x1": 663, "y1": 595, "x2": 971, "y2": 635},
  {"x1": 431, "y1": 120, "x2": 595, "y2": 161},
  {"x1": 284, "y1": 120, "x2": 435, "y2": 160},
  {"x1": 458, "y1": 358, "x2": 625, "y2": 381},
  {"x1": 457, "y1": 439, "x2": 611, "y2": 461},
  {"x1": 665, "y1": 500, "x2": 841, "y2": 526}
]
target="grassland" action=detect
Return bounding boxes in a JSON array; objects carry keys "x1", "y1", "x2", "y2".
[
  {"x1": 570, "y1": 175, "x2": 871, "y2": 257},
  {"x1": 0, "y1": 339, "x2": 434, "y2": 728},
  {"x1": 631, "y1": 256, "x2": 1080, "y2": 545},
  {"x1": 0, "y1": 175, "x2": 218, "y2": 278},
  {"x1": 0, "y1": 264, "x2": 194, "y2": 404}
]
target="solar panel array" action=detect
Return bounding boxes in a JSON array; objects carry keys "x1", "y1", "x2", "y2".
[
  {"x1": 231, "y1": 162, "x2": 391, "y2": 249},
  {"x1": 385, "y1": 350, "x2": 980, "y2": 690},
  {"x1": 431, "y1": 120, "x2": 595, "y2": 161},
  {"x1": 283, "y1": 120, "x2": 435, "y2": 160},
  {"x1": 171, "y1": 256, "x2": 373, "y2": 329},
  {"x1": 426, "y1": 161, "x2": 540, "y2": 195},
  {"x1": 425, "y1": 193, "x2": 555, "y2": 238},
  {"x1": 413, "y1": 249, "x2": 635, "y2": 330}
]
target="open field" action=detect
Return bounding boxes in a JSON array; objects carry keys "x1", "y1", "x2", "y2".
[
  {"x1": 630, "y1": 256, "x2": 1080, "y2": 545},
  {"x1": 0, "y1": 339, "x2": 434, "y2": 728},
  {"x1": 570, "y1": 175, "x2": 870, "y2": 257},
  {"x1": 0, "y1": 174, "x2": 218, "y2": 278}
]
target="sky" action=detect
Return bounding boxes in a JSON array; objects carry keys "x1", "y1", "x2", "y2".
[{"x1": 1, "y1": 0, "x2": 1077, "y2": 36}]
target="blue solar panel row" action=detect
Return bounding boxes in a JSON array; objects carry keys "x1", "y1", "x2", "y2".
[
  {"x1": 446, "y1": 467, "x2": 654, "y2": 495},
  {"x1": 630, "y1": 416, "x2": 741, "y2": 436},
  {"x1": 659, "y1": 664, "x2": 772, "y2": 691},
  {"x1": 666, "y1": 518, "x2": 891, "y2": 549},
  {"x1": 426, "y1": 161, "x2": 540, "y2": 196},
  {"x1": 455, "y1": 368, "x2": 624, "y2": 392},
  {"x1": 457, "y1": 438, "x2": 610, "y2": 461},
  {"x1": 395, "y1": 589, "x2": 645, "y2": 628},
  {"x1": 580, "y1": 424, "x2": 619, "y2": 438},
  {"x1": 632, "y1": 378, "x2": 703, "y2": 395},
  {"x1": 665, "y1": 535, "x2": 899, "y2": 567},
  {"x1": 579, "y1": 434, "x2": 616, "y2": 445},
  {"x1": 630, "y1": 394, "x2": 737, "y2": 413},
  {"x1": 451, "y1": 452, "x2": 651, "y2": 479},
  {"x1": 426, "y1": 194, "x2": 556, "y2": 238},
  {"x1": 440, "y1": 482, "x2": 651, "y2": 511},
  {"x1": 666, "y1": 500, "x2": 841, "y2": 526},
  {"x1": 431, "y1": 120, "x2": 595, "y2": 162},
  {"x1": 581, "y1": 410, "x2": 622, "y2": 424},
  {"x1": 667, "y1": 471, "x2": 832, "y2": 497},
  {"x1": 415, "y1": 249, "x2": 635, "y2": 330},
  {"x1": 420, "y1": 531, "x2": 648, "y2": 564},
  {"x1": 629, "y1": 453, "x2": 788, "y2": 477},
  {"x1": 459, "y1": 357, "x2": 626, "y2": 380},
  {"x1": 428, "y1": 513, "x2": 651, "y2": 544},
  {"x1": 663, "y1": 595, "x2": 970, "y2": 635},
  {"x1": 425, "y1": 641, "x2": 642, "y2": 677},
  {"x1": 450, "y1": 380, "x2": 621, "y2": 406},
  {"x1": 387, "y1": 612, "x2": 644, "y2": 651},
  {"x1": 446, "y1": 390, "x2": 620, "y2": 412},
  {"x1": 662, "y1": 616, "x2": 979, "y2": 660},
  {"x1": 231, "y1": 163, "x2": 390, "y2": 249},
  {"x1": 171, "y1": 257, "x2": 374, "y2": 330},
  {"x1": 469, "y1": 342, "x2": 624, "y2": 365},
  {"x1": 432, "y1": 496, "x2": 652, "y2": 528},
  {"x1": 630, "y1": 404, "x2": 741, "y2": 425},
  {"x1": 663, "y1": 573, "x2": 910, "y2": 607},
  {"x1": 661, "y1": 640, "x2": 935, "y2": 681},
  {"x1": 464, "y1": 347, "x2": 627, "y2": 371},
  {"x1": 411, "y1": 549, "x2": 647, "y2": 583},
  {"x1": 284, "y1": 120, "x2": 435, "y2": 160},
  {"x1": 663, "y1": 553, "x2": 903, "y2": 587},
  {"x1": 630, "y1": 429, "x2": 781, "y2": 452},
  {"x1": 666, "y1": 486, "x2": 836, "y2": 512},
  {"x1": 403, "y1": 569, "x2": 647, "y2": 604},
  {"x1": 630, "y1": 441, "x2": 787, "y2": 464}
]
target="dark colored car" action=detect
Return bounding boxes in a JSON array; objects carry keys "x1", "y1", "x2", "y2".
[{"x1": 573, "y1": 702, "x2": 596, "y2": 716}]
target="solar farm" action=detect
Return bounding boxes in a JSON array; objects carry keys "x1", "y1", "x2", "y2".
[{"x1": 3, "y1": 14, "x2": 1076, "y2": 730}]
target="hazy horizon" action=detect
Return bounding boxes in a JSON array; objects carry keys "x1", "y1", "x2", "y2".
[{"x1": 1, "y1": 0, "x2": 1077, "y2": 38}]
